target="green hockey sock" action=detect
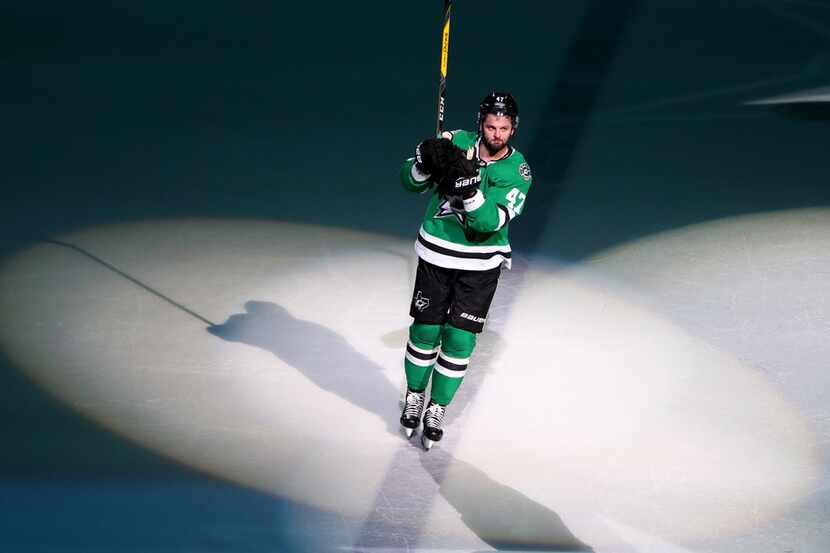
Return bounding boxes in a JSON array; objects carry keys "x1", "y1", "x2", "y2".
[
  {"x1": 403, "y1": 322, "x2": 442, "y2": 392},
  {"x1": 430, "y1": 323, "x2": 476, "y2": 405}
]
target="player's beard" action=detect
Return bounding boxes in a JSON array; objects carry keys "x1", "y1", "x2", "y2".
[{"x1": 481, "y1": 135, "x2": 508, "y2": 157}]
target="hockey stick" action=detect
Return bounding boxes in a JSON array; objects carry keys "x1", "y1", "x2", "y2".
[{"x1": 436, "y1": 0, "x2": 452, "y2": 136}]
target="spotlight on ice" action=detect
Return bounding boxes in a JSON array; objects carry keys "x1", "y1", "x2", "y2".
[{"x1": 0, "y1": 214, "x2": 823, "y2": 551}]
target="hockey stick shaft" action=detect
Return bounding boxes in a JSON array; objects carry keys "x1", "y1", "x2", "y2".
[{"x1": 436, "y1": 0, "x2": 452, "y2": 136}]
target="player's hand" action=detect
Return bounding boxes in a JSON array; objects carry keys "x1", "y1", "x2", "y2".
[
  {"x1": 446, "y1": 171, "x2": 481, "y2": 198},
  {"x1": 438, "y1": 149, "x2": 480, "y2": 199},
  {"x1": 415, "y1": 137, "x2": 454, "y2": 177}
]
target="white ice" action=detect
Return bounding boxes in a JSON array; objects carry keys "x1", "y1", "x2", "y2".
[{"x1": 0, "y1": 213, "x2": 827, "y2": 552}]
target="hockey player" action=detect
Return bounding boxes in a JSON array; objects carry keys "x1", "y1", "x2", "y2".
[{"x1": 399, "y1": 91, "x2": 532, "y2": 450}]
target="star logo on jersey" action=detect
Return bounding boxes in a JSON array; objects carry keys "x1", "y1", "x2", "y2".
[
  {"x1": 519, "y1": 162, "x2": 532, "y2": 181},
  {"x1": 433, "y1": 197, "x2": 467, "y2": 225}
]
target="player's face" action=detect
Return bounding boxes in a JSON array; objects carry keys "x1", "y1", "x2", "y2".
[{"x1": 480, "y1": 114, "x2": 514, "y2": 154}]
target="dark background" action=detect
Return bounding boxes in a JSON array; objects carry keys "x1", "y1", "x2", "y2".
[{"x1": 2, "y1": 1, "x2": 829, "y2": 550}]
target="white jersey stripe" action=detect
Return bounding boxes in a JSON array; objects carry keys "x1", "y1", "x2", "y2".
[
  {"x1": 419, "y1": 227, "x2": 512, "y2": 255},
  {"x1": 415, "y1": 243, "x2": 510, "y2": 271},
  {"x1": 410, "y1": 161, "x2": 431, "y2": 183},
  {"x1": 462, "y1": 190, "x2": 486, "y2": 212},
  {"x1": 495, "y1": 207, "x2": 507, "y2": 230}
]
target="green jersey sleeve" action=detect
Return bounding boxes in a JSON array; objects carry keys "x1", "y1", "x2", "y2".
[
  {"x1": 400, "y1": 157, "x2": 433, "y2": 194},
  {"x1": 463, "y1": 153, "x2": 532, "y2": 234}
]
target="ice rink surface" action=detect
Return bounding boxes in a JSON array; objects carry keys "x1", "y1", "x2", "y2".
[
  {"x1": 3, "y1": 0, "x2": 830, "y2": 551},
  {"x1": 0, "y1": 214, "x2": 828, "y2": 552}
]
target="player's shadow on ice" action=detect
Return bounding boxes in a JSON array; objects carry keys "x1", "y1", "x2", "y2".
[
  {"x1": 420, "y1": 449, "x2": 595, "y2": 552},
  {"x1": 207, "y1": 300, "x2": 402, "y2": 435},
  {"x1": 211, "y1": 301, "x2": 595, "y2": 552}
]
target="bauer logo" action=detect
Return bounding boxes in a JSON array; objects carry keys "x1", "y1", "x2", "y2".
[
  {"x1": 519, "y1": 162, "x2": 532, "y2": 181},
  {"x1": 460, "y1": 312, "x2": 485, "y2": 324},
  {"x1": 414, "y1": 291, "x2": 431, "y2": 312},
  {"x1": 454, "y1": 174, "x2": 481, "y2": 189}
]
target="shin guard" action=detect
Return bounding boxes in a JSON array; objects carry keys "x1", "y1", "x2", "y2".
[
  {"x1": 430, "y1": 323, "x2": 476, "y2": 405},
  {"x1": 404, "y1": 322, "x2": 442, "y2": 392}
]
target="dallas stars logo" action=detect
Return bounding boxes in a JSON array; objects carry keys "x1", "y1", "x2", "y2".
[
  {"x1": 413, "y1": 291, "x2": 430, "y2": 312},
  {"x1": 434, "y1": 197, "x2": 467, "y2": 225}
]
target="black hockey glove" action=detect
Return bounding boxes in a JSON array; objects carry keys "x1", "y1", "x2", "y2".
[
  {"x1": 438, "y1": 149, "x2": 481, "y2": 199},
  {"x1": 415, "y1": 137, "x2": 455, "y2": 179}
]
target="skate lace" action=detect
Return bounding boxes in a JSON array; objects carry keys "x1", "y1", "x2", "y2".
[
  {"x1": 423, "y1": 403, "x2": 445, "y2": 429},
  {"x1": 404, "y1": 391, "x2": 425, "y2": 418}
]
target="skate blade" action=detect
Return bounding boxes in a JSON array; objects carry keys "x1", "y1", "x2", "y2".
[
  {"x1": 421, "y1": 436, "x2": 434, "y2": 450},
  {"x1": 402, "y1": 426, "x2": 414, "y2": 439}
]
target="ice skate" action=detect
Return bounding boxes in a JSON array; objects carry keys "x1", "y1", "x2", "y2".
[
  {"x1": 421, "y1": 400, "x2": 446, "y2": 450},
  {"x1": 400, "y1": 388, "x2": 426, "y2": 438}
]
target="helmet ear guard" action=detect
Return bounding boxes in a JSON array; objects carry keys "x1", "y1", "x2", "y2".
[{"x1": 477, "y1": 90, "x2": 520, "y2": 133}]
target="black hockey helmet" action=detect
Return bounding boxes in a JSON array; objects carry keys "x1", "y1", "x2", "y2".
[{"x1": 477, "y1": 91, "x2": 519, "y2": 132}]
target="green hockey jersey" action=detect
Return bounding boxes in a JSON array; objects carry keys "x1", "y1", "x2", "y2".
[{"x1": 400, "y1": 130, "x2": 532, "y2": 271}]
